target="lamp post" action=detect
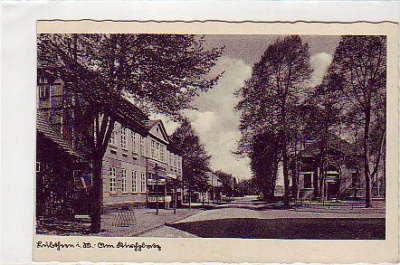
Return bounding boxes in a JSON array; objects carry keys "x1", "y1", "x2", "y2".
[
  {"x1": 154, "y1": 165, "x2": 161, "y2": 215},
  {"x1": 174, "y1": 180, "x2": 177, "y2": 215}
]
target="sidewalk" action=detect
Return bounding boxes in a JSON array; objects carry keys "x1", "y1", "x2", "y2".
[
  {"x1": 215, "y1": 198, "x2": 386, "y2": 211},
  {"x1": 96, "y1": 208, "x2": 202, "y2": 237},
  {"x1": 36, "y1": 208, "x2": 202, "y2": 236}
]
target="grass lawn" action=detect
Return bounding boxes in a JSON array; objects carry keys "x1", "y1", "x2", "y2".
[{"x1": 168, "y1": 218, "x2": 385, "y2": 239}]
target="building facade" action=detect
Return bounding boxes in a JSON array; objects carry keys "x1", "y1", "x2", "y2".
[
  {"x1": 36, "y1": 113, "x2": 84, "y2": 219},
  {"x1": 37, "y1": 68, "x2": 183, "y2": 215},
  {"x1": 293, "y1": 134, "x2": 384, "y2": 200}
]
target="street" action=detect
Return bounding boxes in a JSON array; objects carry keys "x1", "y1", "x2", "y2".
[{"x1": 139, "y1": 196, "x2": 385, "y2": 239}]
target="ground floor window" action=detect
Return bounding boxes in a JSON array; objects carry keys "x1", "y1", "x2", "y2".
[
  {"x1": 121, "y1": 169, "x2": 127, "y2": 192},
  {"x1": 132, "y1": 170, "x2": 138, "y2": 192},
  {"x1": 109, "y1": 167, "x2": 116, "y2": 192},
  {"x1": 352, "y1": 171, "x2": 360, "y2": 188},
  {"x1": 304, "y1": 173, "x2": 312, "y2": 188},
  {"x1": 140, "y1": 172, "x2": 146, "y2": 192}
]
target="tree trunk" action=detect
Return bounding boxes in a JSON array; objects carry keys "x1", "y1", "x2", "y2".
[
  {"x1": 292, "y1": 139, "x2": 299, "y2": 200},
  {"x1": 90, "y1": 157, "x2": 103, "y2": 233},
  {"x1": 271, "y1": 156, "x2": 278, "y2": 200},
  {"x1": 319, "y1": 160, "x2": 326, "y2": 203},
  {"x1": 364, "y1": 108, "x2": 372, "y2": 208},
  {"x1": 282, "y1": 137, "x2": 290, "y2": 207}
]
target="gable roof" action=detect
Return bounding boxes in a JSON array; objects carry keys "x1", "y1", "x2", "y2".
[
  {"x1": 143, "y1": 119, "x2": 170, "y2": 144},
  {"x1": 36, "y1": 113, "x2": 83, "y2": 159},
  {"x1": 300, "y1": 133, "x2": 361, "y2": 158}
]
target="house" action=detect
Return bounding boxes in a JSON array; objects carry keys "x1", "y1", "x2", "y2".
[
  {"x1": 206, "y1": 171, "x2": 223, "y2": 202},
  {"x1": 37, "y1": 67, "x2": 183, "y2": 215},
  {"x1": 292, "y1": 133, "x2": 368, "y2": 200},
  {"x1": 36, "y1": 113, "x2": 84, "y2": 219}
]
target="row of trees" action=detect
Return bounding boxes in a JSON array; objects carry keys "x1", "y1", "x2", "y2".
[
  {"x1": 170, "y1": 119, "x2": 238, "y2": 201},
  {"x1": 38, "y1": 34, "x2": 224, "y2": 232},
  {"x1": 236, "y1": 35, "x2": 386, "y2": 208}
]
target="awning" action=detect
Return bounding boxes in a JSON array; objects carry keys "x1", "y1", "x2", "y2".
[{"x1": 166, "y1": 174, "x2": 178, "y2": 180}]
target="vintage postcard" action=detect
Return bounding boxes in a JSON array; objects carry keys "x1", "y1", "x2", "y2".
[{"x1": 34, "y1": 20, "x2": 398, "y2": 263}]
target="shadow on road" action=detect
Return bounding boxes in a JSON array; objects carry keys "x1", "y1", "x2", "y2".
[{"x1": 167, "y1": 218, "x2": 385, "y2": 239}]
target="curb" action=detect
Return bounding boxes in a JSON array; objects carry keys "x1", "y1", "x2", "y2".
[{"x1": 130, "y1": 210, "x2": 202, "y2": 237}]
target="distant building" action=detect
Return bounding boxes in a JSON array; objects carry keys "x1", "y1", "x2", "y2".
[
  {"x1": 292, "y1": 133, "x2": 385, "y2": 200},
  {"x1": 207, "y1": 171, "x2": 223, "y2": 202}
]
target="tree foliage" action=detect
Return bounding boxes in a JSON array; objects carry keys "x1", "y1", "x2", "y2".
[
  {"x1": 215, "y1": 170, "x2": 237, "y2": 197},
  {"x1": 236, "y1": 35, "x2": 312, "y2": 206},
  {"x1": 325, "y1": 36, "x2": 386, "y2": 207},
  {"x1": 248, "y1": 130, "x2": 280, "y2": 201},
  {"x1": 37, "y1": 33, "x2": 223, "y2": 231},
  {"x1": 169, "y1": 118, "x2": 211, "y2": 192},
  {"x1": 38, "y1": 34, "x2": 223, "y2": 118},
  {"x1": 236, "y1": 179, "x2": 258, "y2": 196}
]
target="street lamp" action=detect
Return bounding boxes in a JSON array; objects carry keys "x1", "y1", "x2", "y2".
[
  {"x1": 173, "y1": 178, "x2": 178, "y2": 215},
  {"x1": 154, "y1": 165, "x2": 161, "y2": 215}
]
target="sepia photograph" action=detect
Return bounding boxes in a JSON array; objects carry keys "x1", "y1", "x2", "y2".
[
  {"x1": 30, "y1": 20, "x2": 398, "y2": 263},
  {"x1": 36, "y1": 30, "x2": 387, "y2": 240}
]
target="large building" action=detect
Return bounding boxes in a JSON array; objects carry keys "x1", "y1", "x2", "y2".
[
  {"x1": 37, "y1": 67, "x2": 183, "y2": 218},
  {"x1": 102, "y1": 119, "x2": 182, "y2": 210}
]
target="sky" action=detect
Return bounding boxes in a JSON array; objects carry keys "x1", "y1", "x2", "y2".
[{"x1": 156, "y1": 35, "x2": 341, "y2": 180}]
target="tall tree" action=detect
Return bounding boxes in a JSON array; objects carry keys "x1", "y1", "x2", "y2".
[
  {"x1": 169, "y1": 118, "x2": 212, "y2": 205},
  {"x1": 215, "y1": 170, "x2": 236, "y2": 198},
  {"x1": 236, "y1": 35, "x2": 312, "y2": 207},
  {"x1": 248, "y1": 130, "x2": 280, "y2": 201},
  {"x1": 37, "y1": 34, "x2": 223, "y2": 231},
  {"x1": 325, "y1": 36, "x2": 386, "y2": 207},
  {"x1": 297, "y1": 83, "x2": 344, "y2": 201},
  {"x1": 236, "y1": 178, "x2": 257, "y2": 196}
]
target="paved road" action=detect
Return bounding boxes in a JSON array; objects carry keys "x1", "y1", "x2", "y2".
[{"x1": 140, "y1": 196, "x2": 385, "y2": 239}]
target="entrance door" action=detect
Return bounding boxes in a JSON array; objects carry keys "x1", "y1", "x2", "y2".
[
  {"x1": 327, "y1": 181, "x2": 340, "y2": 199},
  {"x1": 326, "y1": 165, "x2": 340, "y2": 199}
]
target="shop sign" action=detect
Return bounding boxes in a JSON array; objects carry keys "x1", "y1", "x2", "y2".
[
  {"x1": 148, "y1": 196, "x2": 165, "y2": 202},
  {"x1": 147, "y1": 179, "x2": 166, "y2": 185}
]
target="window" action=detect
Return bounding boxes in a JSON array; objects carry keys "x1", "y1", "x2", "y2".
[
  {"x1": 121, "y1": 127, "x2": 127, "y2": 149},
  {"x1": 304, "y1": 174, "x2": 312, "y2": 188},
  {"x1": 38, "y1": 85, "x2": 50, "y2": 99},
  {"x1": 38, "y1": 77, "x2": 47, "y2": 85},
  {"x1": 132, "y1": 171, "x2": 138, "y2": 192},
  {"x1": 156, "y1": 142, "x2": 160, "y2": 160},
  {"x1": 171, "y1": 153, "x2": 174, "y2": 168},
  {"x1": 121, "y1": 169, "x2": 127, "y2": 192},
  {"x1": 352, "y1": 172, "x2": 359, "y2": 188},
  {"x1": 109, "y1": 167, "x2": 116, "y2": 192},
  {"x1": 140, "y1": 172, "x2": 146, "y2": 192},
  {"x1": 109, "y1": 131, "x2": 116, "y2": 145},
  {"x1": 51, "y1": 84, "x2": 63, "y2": 96},
  {"x1": 131, "y1": 132, "x2": 138, "y2": 153},
  {"x1": 160, "y1": 145, "x2": 165, "y2": 161},
  {"x1": 36, "y1": 162, "x2": 41, "y2": 173},
  {"x1": 140, "y1": 136, "x2": 145, "y2": 155},
  {"x1": 151, "y1": 140, "x2": 156, "y2": 158}
]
